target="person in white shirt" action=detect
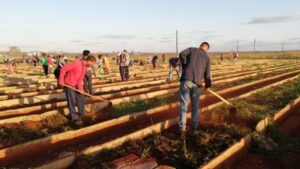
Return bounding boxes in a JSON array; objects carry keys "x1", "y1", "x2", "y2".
[{"x1": 117, "y1": 50, "x2": 130, "y2": 81}]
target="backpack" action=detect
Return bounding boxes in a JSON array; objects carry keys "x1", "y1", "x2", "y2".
[
  {"x1": 119, "y1": 54, "x2": 127, "y2": 64},
  {"x1": 54, "y1": 66, "x2": 61, "y2": 79},
  {"x1": 54, "y1": 61, "x2": 62, "y2": 79}
]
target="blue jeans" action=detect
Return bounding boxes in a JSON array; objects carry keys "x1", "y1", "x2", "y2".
[
  {"x1": 64, "y1": 87, "x2": 86, "y2": 121},
  {"x1": 178, "y1": 81, "x2": 201, "y2": 131}
]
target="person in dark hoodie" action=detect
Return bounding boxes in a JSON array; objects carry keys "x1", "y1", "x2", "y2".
[
  {"x1": 178, "y1": 42, "x2": 212, "y2": 133},
  {"x1": 82, "y1": 50, "x2": 96, "y2": 94},
  {"x1": 167, "y1": 57, "x2": 181, "y2": 83},
  {"x1": 152, "y1": 55, "x2": 158, "y2": 69}
]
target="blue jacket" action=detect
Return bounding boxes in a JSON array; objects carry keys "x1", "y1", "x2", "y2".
[{"x1": 179, "y1": 47, "x2": 212, "y2": 88}]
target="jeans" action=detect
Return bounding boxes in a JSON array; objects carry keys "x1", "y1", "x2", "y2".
[
  {"x1": 64, "y1": 87, "x2": 86, "y2": 121},
  {"x1": 178, "y1": 80, "x2": 201, "y2": 131},
  {"x1": 84, "y1": 73, "x2": 93, "y2": 94},
  {"x1": 119, "y1": 66, "x2": 129, "y2": 81}
]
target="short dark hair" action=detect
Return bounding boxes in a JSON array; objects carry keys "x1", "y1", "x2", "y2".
[
  {"x1": 86, "y1": 55, "x2": 96, "y2": 63},
  {"x1": 200, "y1": 42, "x2": 210, "y2": 49},
  {"x1": 83, "y1": 50, "x2": 90, "y2": 56},
  {"x1": 98, "y1": 54, "x2": 103, "y2": 59}
]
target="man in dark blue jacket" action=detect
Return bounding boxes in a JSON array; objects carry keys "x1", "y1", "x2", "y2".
[{"x1": 178, "y1": 42, "x2": 212, "y2": 132}]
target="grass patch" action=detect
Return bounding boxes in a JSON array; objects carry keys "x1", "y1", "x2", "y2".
[
  {"x1": 251, "y1": 125, "x2": 300, "y2": 156},
  {"x1": 111, "y1": 93, "x2": 178, "y2": 118},
  {"x1": 0, "y1": 114, "x2": 96, "y2": 145},
  {"x1": 212, "y1": 67, "x2": 300, "y2": 91},
  {"x1": 211, "y1": 77, "x2": 300, "y2": 127}
]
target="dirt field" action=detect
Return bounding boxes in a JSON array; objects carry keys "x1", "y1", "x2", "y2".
[{"x1": 0, "y1": 53, "x2": 300, "y2": 168}]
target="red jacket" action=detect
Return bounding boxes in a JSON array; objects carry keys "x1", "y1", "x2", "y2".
[
  {"x1": 59, "y1": 60, "x2": 87, "y2": 91},
  {"x1": 47, "y1": 57, "x2": 54, "y2": 65}
]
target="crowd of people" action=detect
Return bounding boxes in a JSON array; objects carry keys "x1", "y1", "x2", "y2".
[{"x1": 1, "y1": 42, "x2": 238, "y2": 134}]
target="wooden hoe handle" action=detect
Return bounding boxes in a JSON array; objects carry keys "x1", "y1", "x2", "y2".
[
  {"x1": 63, "y1": 84, "x2": 106, "y2": 101},
  {"x1": 207, "y1": 89, "x2": 231, "y2": 106}
]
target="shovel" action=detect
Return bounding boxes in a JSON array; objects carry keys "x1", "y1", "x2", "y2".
[{"x1": 207, "y1": 89, "x2": 237, "y2": 114}]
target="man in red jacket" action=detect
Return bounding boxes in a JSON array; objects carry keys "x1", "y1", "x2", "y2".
[{"x1": 59, "y1": 55, "x2": 96, "y2": 121}]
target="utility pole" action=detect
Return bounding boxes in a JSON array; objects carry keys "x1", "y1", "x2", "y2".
[
  {"x1": 236, "y1": 40, "x2": 239, "y2": 52},
  {"x1": 253, "y1": 39, "x2": 256, "y2": 52},
  {"x1": 281, "y1": 41, "x2": 284, "y2": 52},
  {"x1": 176, "y1": 30, "x2": 178, "y2": 57}
]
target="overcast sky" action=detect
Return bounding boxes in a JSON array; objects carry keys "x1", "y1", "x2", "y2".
[{"x1": 0, "y1": 0, "x2": 299, "y2": 53}]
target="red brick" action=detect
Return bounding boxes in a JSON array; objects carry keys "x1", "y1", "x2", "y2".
[
  {"x1": 122, "y1": 157, "x2": 158, "y2": 169},
  {"x1": 101, "y1": 154, "x2": 139, "y2": 169},
  {"x1": 155, "y1": 165, "x2": 176, "y2": 169}
]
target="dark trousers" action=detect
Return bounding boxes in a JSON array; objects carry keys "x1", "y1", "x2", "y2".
[
  {"x1": 152, "y1": 61, "x2": 157, "y2": 69},
  {"x1": 119, "y1": 66, "x2": 129, "y2": 81},
  {"x1": 43, "y1": 65, "x2": 48, "y2": 76},
  {"x1": 64, "y1": 87, "x2": 86, "y2": 121},
  {"x1": 84, "y1": 73, "x2": 93, "y2": 95}
]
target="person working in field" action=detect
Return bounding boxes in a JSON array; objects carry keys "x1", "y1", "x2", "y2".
[
  {"x1": 97, "y1": 54, "x2": 110, "y2": 75},
  {"x1": 178, "y1": 42, "x2": 212, "y2": 133},
  {"x1": 59, "y1": 55, "x2": 97, "y2": 121},
  {"x1": 162, "y1": 54, "x2": 166, "y2": 63},
  {"x1": 6, "y1": 58, "x2": 16, "y2": 74},
  {"x1": 32, "y1": 53, "x2": 38, "y2": 67},
  {"x1": 22, "y1": 55, "x2": 27, "y2": 64},
  {"x1": 146, "y1": 55, "x2": 152, "y2": 64},
  {"x1": 82, "y1": 50, "x2": 96, "y2": 94},
  {"x1": 152, "y1": 54, "x2": 158, "y2": 70},
  {"x1": 167, "y1": 57, "x2": 181, "y2": 83},
  {"x1": 47, "y1": 55, "x2": 55, "y2": 75},
  {"x1": 117, "y1": 49, "x2": 130, "y2": 81},
  {"x1": 54, "y1": 55, "x2": 67, "y2": 87},
  {"x1": 232, "y1": 51, "x2": 239, "y2": 62},
  {"x1": 40, "y1": 53, "x2": 49, "y2": 77}
]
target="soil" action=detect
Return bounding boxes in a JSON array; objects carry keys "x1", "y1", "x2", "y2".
[
  {"x1": 2, "y1": 71, "x2": 299, "y2": 168},
  {"x1": 71, "y1": 124, "x2": 247, "y2": 169}
]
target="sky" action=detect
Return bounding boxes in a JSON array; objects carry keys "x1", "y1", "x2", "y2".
[{"x1": 0, "y1": 0, "x2": 299, "y2": 53}]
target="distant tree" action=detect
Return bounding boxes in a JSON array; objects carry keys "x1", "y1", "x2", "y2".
[{"x1": 8, "y1": 46, "x2": 23, "y2": 58}]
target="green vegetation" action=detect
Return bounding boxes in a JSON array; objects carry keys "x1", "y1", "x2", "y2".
[
  {"x1": 0, "y1": 114, "x2": 91, "y2": 146},
  {"x1": 251, "y1": 125, "x2": 300, "y2": 156},
  {"x1": 212, "y1": 67, "x2": 300, "y2": 91},
  {"x1": 0, "y1": 93, "x2": 178, "y2": 146},
  {"x1": 73, "y1": 125, "x2": 249, "y2": 169},
  {"x1": 210, "y1": 77, "x2": 300, "y2": 127},
  {"x1": 2, "y1": 70, "x2": 300, "y2": 147},
  {"x1": 111, "y1": 67, "x2": 300, "y2": 120},
  {"x1": 111, "y1": 93, "x2": 177, "y2": 118}
]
